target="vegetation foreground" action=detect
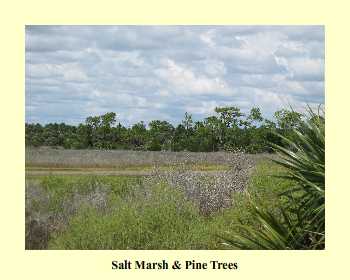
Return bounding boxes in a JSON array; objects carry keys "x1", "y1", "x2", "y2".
[{"x1": 25, "y1": 157, "x2": 293, "y2": 250}]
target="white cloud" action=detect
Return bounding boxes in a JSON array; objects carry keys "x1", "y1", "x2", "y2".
[
  {"x1": 28, "y1": 63, "x2": 88, "y2": 82},
  {"x1": 287, "y1": 57, "x2": 324, "y2": 80},
  {"x1": 155, "y1": 59, "x2": 231, "y2": 95},
  {"x1": 26, "y1": 25, "x2": 324, "y2": 125},
  {"x1": 236, "y1": 31, "x2": 286, "y2": 56},
  {"x1": 185, "y1": 100, "x2": 220, "y2": 115},
  {"x1": 63, "y1": 68, "x2": 88, "y2": 82},
  {"x1": 200, "y1": 29, "x2": 216, "y2": 47}
]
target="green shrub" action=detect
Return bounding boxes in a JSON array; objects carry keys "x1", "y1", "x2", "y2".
[
  {"x1": 221, "y1": 107, "x2": 325, "y2": 249},
  {"x1": 48, "y1": 183, "x2": 212, "y2": 249}
]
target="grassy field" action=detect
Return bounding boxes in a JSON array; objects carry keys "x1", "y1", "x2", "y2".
[
  {"x1": 25, "y1": 149, "x2": 292, "y2": 250},
  {"x1": 26, "y1": 147, "x2": 271, "y2": 169}
]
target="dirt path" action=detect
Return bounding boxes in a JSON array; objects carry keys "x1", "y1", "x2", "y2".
[{"x1": 26, "y1": 169, "x2": 227, "y2": 177}]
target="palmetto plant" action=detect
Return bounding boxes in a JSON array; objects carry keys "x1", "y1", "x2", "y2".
[{"x1": 222, "y1": 107, "x2": 325, "y2": 249}]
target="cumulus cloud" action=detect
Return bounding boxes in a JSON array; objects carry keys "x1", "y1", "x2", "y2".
[
  {"x1": 154, "y1": 59, "x2": 231, "y2": 96},
  {"x1": 25, "y1": 25, "x2": 324, "y2": 125}
]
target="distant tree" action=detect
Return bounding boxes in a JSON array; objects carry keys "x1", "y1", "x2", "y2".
[
  {"x1": 247, "y1": 107, "x2": 263, "y2": 127},
  {"x1": 274, "y1": 109, "x2": 303, "y2": 130},
  {"x1": 191, "y1": 121, "x2": 215, "y2": 152},
  {"x1": 129, "y1": 121, "x2": 148, "y2": 149},
  {"x1": 147, "y1": 120, "x2": 174, "y2": 151},
  {"x1": 85, "y1": 112, "x2": 117, "y2": 149},
  {"x1": 274, "y1": 109, "x2": 304, "y2": 148},
  {"x1": 25, "y1": 123, "x2": 44, "y2": 147},
  {"x1": 25, "y1": 106, "x2": 306, "y2": 153},
  {"x1": 181, "y1": 112, "x2": 195, "y2": 150},
  {"x1": 215, "y1": 106, "x2": 244, "y2": 128},
  {"x1": 182, "y1": 112, "x2": 193, "y2": 131},
  {"x1": 214, "y1": 106, "x2": 245, "y2": 149},
  {"x1": 171, "y1": 124, "x2": 187, "y2": 151},
  {"x1": 75, "y1": 123, "x2": 91, "y2": 148},
  {"x1": 204, "y1": 116, "x2": 221, "y2": 151}
]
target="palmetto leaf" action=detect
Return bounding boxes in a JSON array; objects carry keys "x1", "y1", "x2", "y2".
[{"x1": 221, "y1": 107, "x2": 325, "y2": 250}]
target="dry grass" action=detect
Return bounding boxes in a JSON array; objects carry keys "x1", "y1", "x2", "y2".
[
  {"x1": 26, "y1": 147, "x2": 270, "y2": 169},
  {"x1": 147, "y1": 152, "x2": 255, "y2": 216}
]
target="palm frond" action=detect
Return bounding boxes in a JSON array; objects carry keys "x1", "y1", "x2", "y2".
[{"x1": 221, "y1": 107, "x2": 325, "y2": 250}]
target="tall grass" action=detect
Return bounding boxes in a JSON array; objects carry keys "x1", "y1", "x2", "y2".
[
  {"x1": 48, "y1": 183, "x2": 211, "y2": 249},
  {"x1": 25, "y1": 148, "x2": 264, "y2": 169},
  {"x1": 26, "y1": 158, "x2": 292, "y2": 249}
]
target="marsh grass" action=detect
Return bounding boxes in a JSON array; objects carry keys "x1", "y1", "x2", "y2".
[
  {"x1": 25, "y1": 176, "x2": 139, "y2": 249},
  {"x1": 26, "y1": 163, "x2": 231, "y2": 172},
  {"x1": 26, "y1": 157, "x2": 291, "y2": 250},
  {"x1": 26, "y1": 148, "x2": 267, "y2": 169},
  {"x1": 48, "y1": 183, "x2": 210, "y2": 249}
]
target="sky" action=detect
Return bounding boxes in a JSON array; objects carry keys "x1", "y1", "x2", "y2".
[{"x1": 25, "y1": 25, "x2": 324, "y2": 126}]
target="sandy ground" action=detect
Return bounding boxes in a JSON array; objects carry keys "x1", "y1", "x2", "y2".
[
  {"x1": 25, "y1": 169, "x2": 227, "y2": 177},
  {"x1": 25, "y1": 149, "x2": 274, "y2": 177}
]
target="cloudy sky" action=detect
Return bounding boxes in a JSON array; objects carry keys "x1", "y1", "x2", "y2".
[{"x1": 26, "y1": 25, "x2": 324, "y2": 126}]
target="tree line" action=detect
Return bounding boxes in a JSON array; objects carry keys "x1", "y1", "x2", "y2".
[{"x1": 25, "y1": 106, "x2": 306, "y2": 153}]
